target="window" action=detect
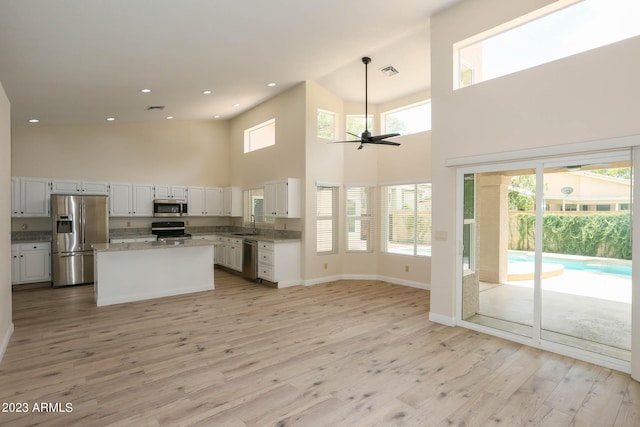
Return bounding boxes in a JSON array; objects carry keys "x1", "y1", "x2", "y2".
[
  {"x1": 244, "y1": 118, "x2": 275, "y2": 153},
  {"x1": 345, "y1": 115, "x2": 373, "y2": 139},
  {"x1": 317, "y1": 185, "x2": 338, "y2": 254},
  {"x1": 243, "y1": 188, "x2": 271, "y2": 224},
  {"x1": 463, "y1": 174, "x2": 476, "y2": 271},
  {"x1": 454, "y1": 0, "x2": 640, "y2": 89},
  {"x1": 382, "y1": 101, "x2": 431, "y2": 135},
  {"x1": 346, "y1": 187, "x2": 373, "y2": 252},
  {"x1": 317, "y1": 109, "x2": 336, "y2": 140},
  {"x1": 382, "y1": 183, "x2": 432, "y2": 256}
]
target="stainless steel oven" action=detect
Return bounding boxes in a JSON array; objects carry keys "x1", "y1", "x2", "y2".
[{"x1": 153, "y1": 199, "x2": 187, "y2": 217}]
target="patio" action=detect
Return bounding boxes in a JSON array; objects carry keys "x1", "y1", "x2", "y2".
[{"x1": 467, "y1": 268, "x2": 632, "y2": 361}]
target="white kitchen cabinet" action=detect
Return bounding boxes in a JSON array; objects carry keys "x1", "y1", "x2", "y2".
[
  {"x1": 82, "y1": 181, "x2": 110, "y2": 195},
  {"x1": 11, "y1": 245, "x2": 20, "y2": 284},
  {"x1": 12, "y1": 177, "x2": 51, "y2": 217},
  {"x1": 156, "y1": 184, "x2": 187, "y2": 200},
  {"x1": 132, "y1": 183, "x2": 155, "y2": 216},
  {"x1": 217, "y1": 236, "x2": 243, "y2": 272},
  {"x1": 110, "y1": 183, "x2": 154, "y2": 216},
  {"x1": 223, "y1": 186, "x2": 243, "y2": 217},
  {"x1": 258, "y1": 240, "x2": 301, "y2": 287},
  {"x1": 12, "y1": 242, "x2": 51, "y2": 285},
  {"x1": 264, "y1": 178, "x2": 301, "y2": 218},
  {"x1": 206, "y1": 187, "x2": 223, "y2": 216},
  {"x1": 51, "y1": 179, "x2": 83, "y2": 193},
  {"x1": 188, "y1": 186, "x2": 223, "y2": 216},
  {"x1": 109, "y1": 182, "x2": 133, "y2": 216}
]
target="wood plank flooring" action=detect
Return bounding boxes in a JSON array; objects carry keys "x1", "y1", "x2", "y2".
[{"x1": 2, "y1": 270, "x2": 640, "y2": 426}]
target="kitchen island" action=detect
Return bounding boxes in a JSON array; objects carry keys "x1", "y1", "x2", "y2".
[{"x1": 92, "y1": 239, "x2": 216, "y2": 307}]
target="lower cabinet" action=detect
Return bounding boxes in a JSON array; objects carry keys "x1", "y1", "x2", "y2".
[
  {"x1": 12, "y1": 242, "x2": 51, "y2": 284},
  {"x1": 257, "y1": 240, "x2": 301, "y2": 287},
  {"x1": 191, "y1": 235, "x2": 242, "y2": 272}
]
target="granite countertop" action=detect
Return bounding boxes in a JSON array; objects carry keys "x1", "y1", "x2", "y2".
[
  {"x1": 190, "y1": 232, "x2": 300, "y2": 243},
  {"x1": 92, "y1": 239, "x2": 217, "y2": 253}
]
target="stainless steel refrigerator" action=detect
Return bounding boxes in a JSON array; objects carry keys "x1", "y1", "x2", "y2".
[{"x1": 51, "y1": 194, "x2": 109, "y2": 287}]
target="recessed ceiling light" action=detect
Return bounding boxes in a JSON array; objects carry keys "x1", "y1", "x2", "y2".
[
  {"x1": 232, "y1": 103, "x2": 240, "y2": 108},
  {"x1": 106, "y1": 117, "x2": 115, "y2": 121},
  {"x1": 140, "y1": 88, "x2": 151, "y2": 93},
  {"x1": 28, "y1": 119, "x2": 39, "y2": 123},
  {"x1": 267, "y1": 82, "x2": 276, "y2": 87},
  {"x1": 166, "y1": 116, "x2": 174, "y2": 120},
  {"x1": 202, "y1": 90, "x2": 212, "y2": 95},
  {"x1": 213, "y1": 115, "x2": 221, "y2": 119}
]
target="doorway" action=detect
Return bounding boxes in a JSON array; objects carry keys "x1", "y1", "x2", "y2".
[{"x1": 460, "y1": 151, "x2": 632, "y2": 363}]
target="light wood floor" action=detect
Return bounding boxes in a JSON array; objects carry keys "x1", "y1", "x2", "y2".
[{"x1": 2, "y1": 270, "x2": 640, "y2": 426}]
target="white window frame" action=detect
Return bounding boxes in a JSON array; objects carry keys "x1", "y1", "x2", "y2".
[
  {"x1": 317, "y1": 185, "x2": 339, "y2": 255},
  {"x1": 243, "y1": 188, "x2": 272, "y2": 225},
  {"x1": 345, "y1": 114, "x2": 373, "y2": 139},
  {"x1": 382, "y1": 183, "x2": 432, "y2": 257},
  {"x1": 346, "y1": 186, "x2": 374, "y2": 253},
  {"x1": 317, "y1": 109, "x2": 337, "y2": 140},
  {"x1": 381, "y1": 100, "x2": 432, "y2": 136},
  {"x1": 453, "y1": 0, "x2": 640, "y2": 89},
  {"x1": 244, "y1": 118, "x2": 275, "y2": 153}
]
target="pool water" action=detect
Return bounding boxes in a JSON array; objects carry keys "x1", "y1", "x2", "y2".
[{"x1": 508, "y1": 253, "x2": 632, "y2": 276}]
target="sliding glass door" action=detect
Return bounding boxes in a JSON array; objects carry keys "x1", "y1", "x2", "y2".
[{"x1": 460, "y1": 151, "x2": 632, "y2": 363}]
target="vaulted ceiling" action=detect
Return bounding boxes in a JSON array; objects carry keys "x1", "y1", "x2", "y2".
[{"x1": 0, "y1": 0, "x2": 460, "y2": 125}]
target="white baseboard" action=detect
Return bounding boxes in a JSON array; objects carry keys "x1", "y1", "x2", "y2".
[
  {"x1": 304, "y1": 275, "x2": 343, "y2": 286},
  {"x1": 429, "y1": 312, "x2": 456, "y2": 327},
  {"x1": 0, "y1": 322, "x2": 14, "y2": 364},
  {"x1": 303, "y1": 274, "x2": 430, "y2": 290}
]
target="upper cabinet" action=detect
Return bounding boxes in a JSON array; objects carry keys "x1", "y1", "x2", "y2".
[
  {"x1": 223, "y1": 187, "x2": 242, "y2": 217},
  {"x1": 155, "y1": 184, "x2": 187, "y2": 200},
  {"x1": 264, "y1": 178, "x2": 301, "y2": 218},
  {"x1": 51, "y1": 179, "x2": 110, "y2": 195},
  {"x1": 187, "y1": 186, "x2": 223, "y2": 216},
  {"x1": 109, "y1": 183, "x2": 155, "y2": 217},
  {"x1": 12, "y1": 177, "x2": 51, "y2": 217}
]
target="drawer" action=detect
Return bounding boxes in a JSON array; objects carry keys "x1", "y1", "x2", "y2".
[
  {"x1": 258, "y1": 251, "x2": 274, "y2": 265},
  {"x1": 258, "y1": 264, "x2": 274, "y2": 281},
  {"x1": 19, "y1": 242, "x2": 49, "y2": 251},
  {"x1": 258, "y1": 241, "x2": 273, "y2": 251}
]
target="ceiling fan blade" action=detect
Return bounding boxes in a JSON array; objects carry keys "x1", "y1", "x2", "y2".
[
  {"x1": 368, "y1": 140, "x2": 401, "y2": 146},
  {"x1": 346, "y1": 131, "x2": 361, "y2": 139},
  {"x1": 330, "y1": 139, "x2": 362, "y2": 144},
  {"x1": 368, "y1": 133, "x2": 400, "y2": 142}
]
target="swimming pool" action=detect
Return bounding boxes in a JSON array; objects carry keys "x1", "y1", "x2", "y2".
[{"x1": 508, "y1": 252, "x2": 632, "y2": 276}]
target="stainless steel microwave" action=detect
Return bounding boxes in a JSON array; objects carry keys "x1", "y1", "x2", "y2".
[{"x1": 153, "y1": 199, "x2": 188, "y2": 217}]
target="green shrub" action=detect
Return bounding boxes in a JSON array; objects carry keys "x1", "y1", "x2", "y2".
[{"x1": 509, "y1": 212, "x2": 631, "y2": 260}]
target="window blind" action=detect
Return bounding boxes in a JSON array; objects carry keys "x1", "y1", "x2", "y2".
[
  {"x1": 346, "y1": 186, "x2": 373, "y2": 252},
  {"x1": 317, "y1": 185, "x2": 338, "y2": 254}
]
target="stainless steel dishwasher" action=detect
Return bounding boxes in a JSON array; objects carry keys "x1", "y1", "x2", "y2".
[{"x1": 242, "y1": 239, "x2": 258, "y2": 280}]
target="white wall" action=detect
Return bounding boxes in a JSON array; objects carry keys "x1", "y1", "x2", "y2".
[
  {"x1": 430, "y1": 0, "x2": 640, "y2": 322},
  {"x1": 0, "y1": 81, "x2": 13, "y2": 362},
  {"x1": 12, "y1": 119, "x2": 230, "y2": 186}
]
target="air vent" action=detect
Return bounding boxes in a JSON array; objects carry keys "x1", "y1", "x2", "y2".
[
  {"x1": 379, "y1": 65, "x2": 399, "y2": 76},
  {"x1": 146, "y1": 106, "x2": 165, "y2": 111}
]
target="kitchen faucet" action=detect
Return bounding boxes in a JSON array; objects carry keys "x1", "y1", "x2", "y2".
[{"x1": 251, "y1": 214, "x2": 257, "y2": 235}]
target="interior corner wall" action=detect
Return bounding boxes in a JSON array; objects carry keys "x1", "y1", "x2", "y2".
[
  {"x1": 304, "y1": 81, "x2": 345, "y2": 283},
  {"x1": 430, "y1": 0, "x2": 640, "y2": 322},
  {"x1": 228, "y1": 83, "x2": 306, "y2": 188},
  {"x1": 0, "y1": 81, "x2": 13, "y2": 363}
]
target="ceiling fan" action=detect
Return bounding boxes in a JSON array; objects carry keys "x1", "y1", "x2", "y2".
[{"x1": 333, "y1": 57, "x2": 401, "y2": 150}]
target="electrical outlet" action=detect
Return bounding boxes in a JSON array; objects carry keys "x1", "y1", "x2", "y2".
[
  {"x1": 324, "y1": 263, "x2": 328, "y2": 270},
  {"x1": 405, "y1": 265, "x2": 409, "y2": 272},
  {"x1": 21, "y1": 223, "x2": 28, "y2": 230},
  {"x1": 126, "y1": 221, "x2": 131, "y2": 227}
]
